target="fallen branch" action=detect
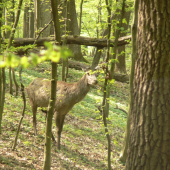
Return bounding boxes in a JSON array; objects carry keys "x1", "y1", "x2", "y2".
[{"x1": 12, "y1": 35, "x2": 131, "y2": 47}]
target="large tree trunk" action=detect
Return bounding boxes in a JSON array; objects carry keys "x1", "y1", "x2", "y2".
[
  {"x1": 40, "y1": 0, "x2": 52, "y2": 37},
  {"x1": 34, "y1": 0, "x2": 40, "y2": 38},
  {"x1": 61, "y1": 0, "x2": 86, "y2": 62},
  {"x1": 29, "y1": 0, "x2": 34, "y2": 38},
  {"x1": 4, "y1": 0, "x2": 14, "y2": 39},
  {"x1": 34, "y1": 0, "x2": 53, "y2": 38},
  {"x1": 23, "y1": 4, "x2": 29, "y2": 38},
  {"x1": 68, "y1": 0, "x2": 83, "y2": 61},
  {"x1": 126, "y1": 0, "x2": 170, "y2": 169},
  {"x1": 23, "y1": 1, "x2": 34, "y2": 38}
]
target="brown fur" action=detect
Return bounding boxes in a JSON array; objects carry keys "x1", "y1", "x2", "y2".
[{"x1": 26, "y1": 72, "x2": 97, "y2": 149}]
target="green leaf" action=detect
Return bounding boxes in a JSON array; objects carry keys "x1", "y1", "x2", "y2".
[
  {"x1": 0, "y1": 61, "x2": 6, "y2": 68},
  {"x1": 113, "y1": 139, "x2": 118, "y2": 145},
  {"x1": 120, "y1": 27, "x2": 124, "y2": 31},
  {"x1": 122, "y1": 18, "x2": 127, "y2": 24},
  {"x1": 6, "y1": 53, "x2": 20, "y2": 68},
  {"x1": 44, "y1": 41, "x2": 53, "y2": 50},
  {"x1": 49, "y1": 51, "x2": 60, "y2": 62},
  {"x1": 20, "y1": 56, "x2": 29, "y2": 68},
  {"x1": 61, "y1": 47, "x2": 73, "y2": 60},
  {"x1": 29, "y1": 53, "x2": 40, "y2": 65}
]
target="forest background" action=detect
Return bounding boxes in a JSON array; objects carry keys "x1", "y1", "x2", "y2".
[{"x1": 0, "y1": 0, "x2": 133, "y2": 169}]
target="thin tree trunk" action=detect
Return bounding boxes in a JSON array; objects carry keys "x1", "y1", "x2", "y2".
[
  {"x1": 105, "y1": 0, "x2": 126, "y2": 118},
  {"x1": 101, "y1": 0, "x2": 112, "y2": 169},
  {"x1": 9, "y1": 67, "x2": 13, "y2": 95},
  {"x1": 62, "y1": 0, "x2": 68, "y2": 82},
  {"x1": 91, "y1": 5, "x2": 120, "y2": 70},
  {"x1": 0, "y1": 68, "x2": 5, "y2": 134},
  {"x1": 7, "y1": 0, "x2": 23, "y2": 96},
  {"x1": 12, "y1": 69, "x2": 26, "y2": 150},
  {"x1": 43, "y1": 0, "x2": 60, "y2": 169},
  {"x1": 79, "y1": 0, "x2": 83, "y2": 34},
  {"x1": 97, "y1": 0, "x2": 101, "y2": 38},
  {"x1": 0, "y1": 68, "x2": 2, "y2": 134},
  {"x1": 119, "y1": 0, "x2": 138, "y2": 163},
  {"x1": 7, "y1": 0, "x2": 23, "y2": 48},
  {"x1": 29, "y1": 2, "x2": 34, "y2": 38},
  {"x1": 12, "y1": 68, "x2": 19, "y2": 96},
  {"x1": 62, "y1": 60, "x2": 66, "y2": 81},
  {"x1": 91, "y1": 47, "x2": 102, "y2": 71},
  {"x1": 91, "y1": 0, "x2": 102, "y2": 70},
  {"x1": 115, "y1": 5, "x2": 131, "y2": 74},
  {"x1": 0, "y1": 1, "x2": 4, "y2": 131},
  {"x1": 23, "y1": 4, "x2": 29, "y2": 38},
  {"x1": 34, "y1": 0, "x2": 40, "y2": 38}
]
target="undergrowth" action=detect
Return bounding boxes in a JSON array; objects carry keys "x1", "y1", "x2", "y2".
[{"x1": 0, "y1": 61, "x2": 128, "y2": 169}]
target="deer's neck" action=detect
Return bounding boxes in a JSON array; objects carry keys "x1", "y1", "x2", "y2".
[{"x1": 73, "y1": 74, "x2": 90, "y2": 103}]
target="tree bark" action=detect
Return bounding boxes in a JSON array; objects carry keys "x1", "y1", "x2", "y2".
[
  {"x1": 43, "y1": 0, "x2": 60, "y2": 169},
  {"x1": 120, "y1": 0, "x2": 138, "y2": 163},
  {"x1": 126, "y1": 0, "x2": 170, "y2": 169}
]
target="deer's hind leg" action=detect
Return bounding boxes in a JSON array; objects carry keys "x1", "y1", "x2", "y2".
[
  {"x1": 54, "y1": 111, "x2": 65, "y2": 150},
  {"x1": 31, "y1": 104, "x2": 38, "y2": 135}
]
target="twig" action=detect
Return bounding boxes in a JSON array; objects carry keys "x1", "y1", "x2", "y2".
[
  {"x1": 33, "y1": 19, "x2": 53, "y2": 45},
  {"x1": 115, "y1": 105, "x2": 127, "y2": 114}
]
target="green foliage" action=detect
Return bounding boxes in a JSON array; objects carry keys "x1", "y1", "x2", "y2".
[
  {"x1": 0, "y1": 0, "x2": 133, "y2": 169},
  {"x1": 76, "y1": 0, "x2": 133, "y2": 38},
  {"x1": 0, "y1": 60, "x2": 128, "y2": 169},
  {"x1": 0, "y1": 43, "x2": 72, "y2": 68}
]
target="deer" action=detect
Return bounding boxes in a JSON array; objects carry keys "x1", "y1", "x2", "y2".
[{"x1": 26, "y1": 69, "x2": 98, "y2": 150}]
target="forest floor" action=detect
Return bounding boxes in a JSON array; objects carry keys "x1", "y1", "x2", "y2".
[{"x1": 0, "y1": 61, "x2": 129, "y2": 170}]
